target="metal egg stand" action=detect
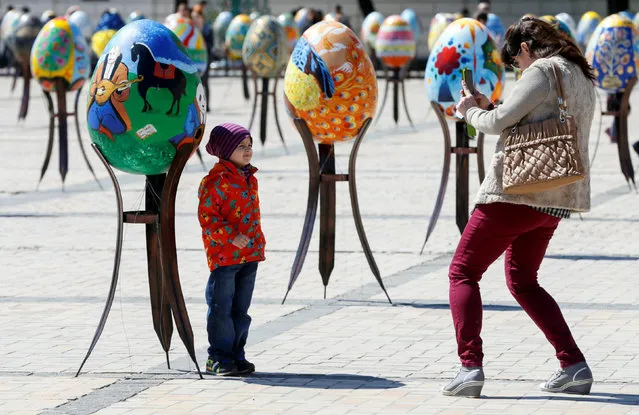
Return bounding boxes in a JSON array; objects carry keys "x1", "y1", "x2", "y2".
[
  {"x1": 76, "y1": 129, "x2": 206, "y2": 379},
  {"x1": 282, "y1": 118, "x2": 392, "y2": 304},
  {"x1": 420, "y1": 102, "x2": 485, "y2": 254},
  {"x1": 247, "y1": 71, "x2": 288, "y2": 151},
  {"x1": 37, "y1": 79, "x2": 102, "y2": 190},
  {"x1": 598, "y1": 77, "x2": 637, "y2": 190},
  {"x1": 374, "y1": 63, "x2": 415, "y2": 129}
]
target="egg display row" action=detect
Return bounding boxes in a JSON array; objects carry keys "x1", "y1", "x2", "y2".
[{"x1": 15, "y1": 8, "x2": 639, "y2": 179}]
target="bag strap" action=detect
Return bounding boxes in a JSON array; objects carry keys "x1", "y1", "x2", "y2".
[{"x1": 550, "y1": 61, "x2": 569, "y2": 122}]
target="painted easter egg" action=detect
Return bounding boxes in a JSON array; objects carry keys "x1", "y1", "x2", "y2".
[
  {"x1": 213, "y1": 11, "x2": 233, "y2": 49},
  {"x1": 94, "y1": 10, "x2": 125, "y2": 32},
  {"x1": 6, "y1": 14, "x2": 42, "y2": 64},
  {"x1": 361, "y1": 11, "x2": 384, "y2": 52},
  {"x1": 577, "y1": 11, "x2": 602, "y2": 47},
  {"x1": 68, "y1": 10, "x2": 93, "y2": 40},
  {"x1": 620, "y1": 11, "x2": 635, "y2": 21},
  {"x1": 324, "y1": 13, "x2": 336, "y2": 22},
  {"x1": 41, "y1": 10, "x2": 56, "y2": 24},
  {"x1": 166, "y1": 20, "x2": 208, "y2": 74},
  {"x1": 31, "y1": 17, "x2": 90, "y2": 92},
  {"x1": 555, "y1": 13, "x2": 576, "y2": 33},
  {"x1": 586, "y1": 14, "x2": 639, "y2": 92},
  {"x1": 128, "y1": 11, "x2": 146, "y2": 23},
  {"x1": 225, "y1": 14, "x2": 251, "y2": 60},
  {"x1": 401, "y1": 9, "x2": 421, "y2": 42},
  {"x1": 428, "y1": 13, "x2": 455, "y2": 52},
  {"x1": 485, "y1": 13, "x2": 505, "y2": 47},
  {"x1": 242, "y1": 16, "x2": 288, "y2": 78},
  {"x1": 375, "y1": 15, "x2": 416, "y2": 68},
  {"x1": 425, "y1": 18, "x2": 505, "y2": 120},
  {"x1": 540, "y1": 15, "x2": 576, "y2": 41},
  {"x1": 87, "y1": 19, "x2": 206, "y2": 175},
  {"x1": 324, "y1": 12, "x2": 349, "y2": 27},
  {"x1": 1, "y1": 9, "x2": 21, "y2": 39},
  {"x1": 92, "y1": 29, "x2": 117, "y2": 57},
  {"x1": 294, "y1": 8, "x2": 314, "y2": 34},
  {"x1": 278, "y1": 13, "x2": 299, "y2": 53},
  {"x1": 283, "y1": 21, "x2": 377, "y2": 143},
  {"x1": 164, "y1": 13, "x2": 182, "y2": 27}
]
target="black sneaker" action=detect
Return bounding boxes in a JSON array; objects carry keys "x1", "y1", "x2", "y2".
[
  {"x1": 632, "y1": 141, "x2": 639, "y2": 157},
  {"x1": 205, "y1": 358, "x2": 237, "y2": 376},
  {"x1": 236, "y1": 359, "x2": 255, "y2": 376}
]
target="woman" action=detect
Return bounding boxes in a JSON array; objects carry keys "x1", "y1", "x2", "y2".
[{"x1": 442, "y1": 17, "x2": 596, "y2": 397}]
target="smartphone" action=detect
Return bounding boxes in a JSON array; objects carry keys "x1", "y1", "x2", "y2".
[
  {"x1": 460, "y1": 68, "x2": 477, "y2": 137},
  {"x1": 462, "y1": 68, "x2": 475, "y2": 95}
]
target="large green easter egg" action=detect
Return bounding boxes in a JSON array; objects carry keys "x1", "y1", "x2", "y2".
[{"x1": 87, "y1": 19, "x2": 207, "y2": 175}]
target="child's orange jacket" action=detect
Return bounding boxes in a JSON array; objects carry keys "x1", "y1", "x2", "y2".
[{"x1": 198, "y1": 159, "x2": 266, "y2": 271}]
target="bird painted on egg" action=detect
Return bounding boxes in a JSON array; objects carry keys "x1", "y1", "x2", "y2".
[{"x1": 286, "y1": 36, "x2": 336, "y2": 112}]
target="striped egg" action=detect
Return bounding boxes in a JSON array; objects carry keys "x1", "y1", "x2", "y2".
[
  {"x1": 375, "y1": 15, "x2": 415, "y2": 68},
  {"x1": 166, "y1": 19, "x2": 208, "y2": 74}
]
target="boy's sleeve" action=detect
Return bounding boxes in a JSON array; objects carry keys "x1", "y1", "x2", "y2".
[{"x1": 198, "y1": 175, "x2": 237, "y2": 245}]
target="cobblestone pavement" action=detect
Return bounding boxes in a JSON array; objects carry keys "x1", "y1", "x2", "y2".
[{"x1": 1, "y1": 72, "x2": 639, "y2": 414}]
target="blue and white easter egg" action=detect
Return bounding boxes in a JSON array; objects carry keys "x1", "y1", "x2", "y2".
[
  {"x1": 555, "y1": 13, "x2": 576, "y2": 33},
  {"x1": 400, "y1": 9, "x2": 421, "y2": 41},
  {"x1": 68, "y1": 10, "x2": 93, "y2": 40},
  {"x1": 213, "y1": 11, "x2": 233, "y2": 49},
  {"x1": 485, "y1": 13, "x2": 505, "y2": 47},
  {"x1": 425, "y1": 18, "x2": 505, "y2": 119},
  {"x1": 225, "y1": 14, "x2": 251, "y2": 59},
  {"x1": 360, "y1": 11, "x2": 384, "y2": 51},
  {"x1": 577, "y1": 11, "x2": 602, "y2": 47},
  {"x1": 540, "y1": 15, "x2": 576, "y2": 41}
]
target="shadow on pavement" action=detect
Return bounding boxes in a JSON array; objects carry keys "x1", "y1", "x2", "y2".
[
  {"x1": 218, "y1": 372, "x2": 404, "y2": 389},
  {"x1": 393, "y1": 302, "x2": 522, "y2": 312},
  {"x1": 483, "y1": 392, "x2": 639, "y2": 405}
]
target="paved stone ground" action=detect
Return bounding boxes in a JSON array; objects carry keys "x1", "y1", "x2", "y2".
[{"x1": 1, "y1": 72, "x2": 639, "y2": 414}]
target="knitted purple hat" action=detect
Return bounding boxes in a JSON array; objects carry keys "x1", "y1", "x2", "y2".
[{"x1": 205, "y1": 123, "x2": 251, "y2": 159}]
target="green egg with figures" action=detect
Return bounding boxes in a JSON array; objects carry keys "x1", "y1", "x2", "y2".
[{"x1": 87, "y1": 19, "x2": 207, "y2": 175}]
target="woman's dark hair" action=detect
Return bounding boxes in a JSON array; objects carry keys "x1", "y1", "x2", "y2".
[{"x1": 501, "y1": 16, "x2": 595, "y2": 81}]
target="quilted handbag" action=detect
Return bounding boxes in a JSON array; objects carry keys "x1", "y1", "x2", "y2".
[{"x1": 501, "y1": 62, "x2": 585, "y2": 195}]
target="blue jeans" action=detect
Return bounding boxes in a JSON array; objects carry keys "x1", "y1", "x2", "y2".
[{"x1": 205, "y1": 262, "x2": 258, "y2": 363}]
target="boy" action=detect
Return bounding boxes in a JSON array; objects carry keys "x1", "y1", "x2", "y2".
[{"x1": 198, "y1": 123, "x2": 266, "y2": 376}]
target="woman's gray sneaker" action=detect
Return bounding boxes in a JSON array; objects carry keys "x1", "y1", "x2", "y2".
[
  {"x1": 540, "y1": 361, "x2": 593, "y2": 395},
  {"x1": 442, "y1": 366, "x2": 484, "y2": 398}
]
